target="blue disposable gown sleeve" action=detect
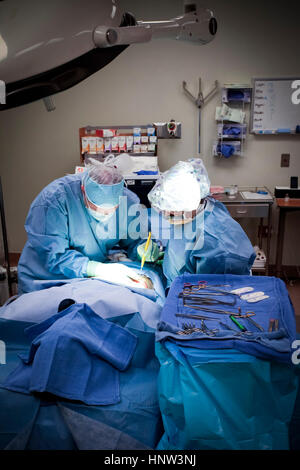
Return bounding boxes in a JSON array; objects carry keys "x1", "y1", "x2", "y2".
[
  {"x1": 189, "y1": 201, "x2": 256, "y2": 275},
  {"x1": 162, "y1": 199, "x2": 256, "y2": 286},
  {"x1": 25, "y1": 202, "x2": 89, "y2": 279}
]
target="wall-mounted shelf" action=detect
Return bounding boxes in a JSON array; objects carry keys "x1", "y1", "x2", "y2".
[
  {"x1": 214, "y1": 85, "x2": 252, "y2": 158},
  {"x1": 79, "y1": 125, "x2": 158, "y2": 163},
  {"x1": 222, "y1": 85, "x2": 252, "y2": 104},
  {"x1": 217, "y1": 123, "x2": 247, "y2": 140}
]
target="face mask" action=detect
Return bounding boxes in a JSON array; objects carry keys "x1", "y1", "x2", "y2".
[{"x1": 88, "y1": 208, "x2": 115, "y2": 223}]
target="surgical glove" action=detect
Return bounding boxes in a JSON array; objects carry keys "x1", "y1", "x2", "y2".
[
  {"x1": 87, "y1": 261, "x2": 142, "y2": 288},
  {"x1": 137, "y1": 240, "x2": 161, "y2": 263}
]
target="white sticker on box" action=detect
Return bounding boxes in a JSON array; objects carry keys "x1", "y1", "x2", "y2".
[
  {"x1": 102, "y1": 129, "x2": 116, "y2": 138},
  {"x1": 75, "y1": 166, "x2": 85, "y2": 174}
]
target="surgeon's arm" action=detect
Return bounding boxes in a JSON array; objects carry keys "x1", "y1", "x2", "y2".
[{"x1": 25, "y1": 203, "x2": 90, "y2": 278}]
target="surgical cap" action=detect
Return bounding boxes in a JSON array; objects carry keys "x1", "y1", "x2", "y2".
[
  {"x1": 148, "y1": 159, "x2": 211, "y2": 212},
  {"x1": 83, "y1": 163, "x2": 124, "y2": 208}
]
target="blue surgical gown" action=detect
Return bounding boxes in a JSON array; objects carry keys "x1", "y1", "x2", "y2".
[
  {"x1": 151, "y1": 198, "x2": 256, "y2": 287},
  {"x1": 18, "y1": 174, "x2": 144, "y2": 294}
]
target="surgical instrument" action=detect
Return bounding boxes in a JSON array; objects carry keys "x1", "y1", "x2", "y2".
[
  {"x1": 218, "y1": 321, "x2": 253, "y2": 337},
  {"x1": 184, "y1": 281, "x2": 231, "y2": 288},
  {"x1": 177, "y1": 323, "x2": 203, "y2": 335},
  {"x1": 200, "y1": 319, "x2": 218, "y2": 336},
  {"x1": 180, "y1": 292, "x2": 234, "y2": 298},
  {"x1": 245, "y1": 317, "x2": 264, "y2": 332},
  {"x1": 183, "y1": 282, "x2": 233, "y2": 294},
  {"x1": 181, "y1": 304, "x2": 253, "y2": 316},
  {"x1": 181, "y1": 320, "x2": 218, "y2": 336},
  {"x1": 229, "y1": 315, "x2": 247, "y2": 332},
  {"x1": 268, "y1": 319, "x2": 275, "y2": 332},
  {"x1": 175, "y1": 313, "x2": 220, "y2": 321},
  {"x1": 182, "y1": 286, "x2": 238, "y2": 305},
  {"x1": 181, "y1": 290, "x2": 235, "y2": 298},
  {"x1": 234, "y1": 313, "x2": 256, "y2": 318},
  {"x1": 182, "y1": 322, "x2": 198, "y2": 330},
  {"x1": 140, "y1": 231, "x2": 152, "y2": 272},
  {"x1": 218, "y1": 321, "x2": 238, "y2": 332},
  {"x1": 179, "y1": 294, "x2": 236, "y2": 307},
  {"x1": 177, "y1": 328, "x2": 202, "y2": 336},
  {"x1": 268, "y1": 318, "x2": 279, "y2": 332}
]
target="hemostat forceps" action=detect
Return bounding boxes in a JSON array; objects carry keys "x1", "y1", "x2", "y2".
[{"x1": 179, "y1": 293, "x2": 236, "y2": 307}]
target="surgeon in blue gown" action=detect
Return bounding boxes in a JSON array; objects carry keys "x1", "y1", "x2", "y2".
[
  {"x1": 18, "y1": 161, "x2": 152, "y2": 294},
  {"x1": 148, "y1": 159, "x2": 256, "y2": 287}
]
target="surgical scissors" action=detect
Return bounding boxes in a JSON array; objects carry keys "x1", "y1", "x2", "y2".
[{"x1": 183, "y1": 281, "x2": 232, "y2": 295}]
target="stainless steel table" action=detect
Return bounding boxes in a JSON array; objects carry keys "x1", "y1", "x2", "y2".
[
  {"x1": 213, "y1": 187, "x2": 273, "y2": 275},
  {"x1": 275, "y1": 198, "x2": 300, "y2": 278}
]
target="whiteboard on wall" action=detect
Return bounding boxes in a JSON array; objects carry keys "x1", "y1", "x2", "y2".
[{"x1": 250, "y1": 77, "x2": 300, "y2": 134}]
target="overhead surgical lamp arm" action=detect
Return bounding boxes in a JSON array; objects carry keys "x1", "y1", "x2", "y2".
[{"x1": 94, "y1": 4, "x2": 217, "y2": 48}]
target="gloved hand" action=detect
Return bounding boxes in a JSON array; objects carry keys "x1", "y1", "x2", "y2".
[
  {"x1": 137, "y1": 240, "x2": 161, "y2": 263},
  {"x1": 87, "y1": 261, "x2": 143, "y2": 288}
]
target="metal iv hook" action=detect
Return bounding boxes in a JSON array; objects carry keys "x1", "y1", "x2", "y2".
[
  {"x1": 182, "y1": 78, "x2": 218, "y2": 109},
  {"x1": 182, "y1": 78, "x2": 219, "y2": 154}
]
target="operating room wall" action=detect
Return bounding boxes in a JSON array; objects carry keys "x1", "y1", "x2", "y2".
[{"x1": 0, "y1": 0, "x2": 300, "y2": 267}]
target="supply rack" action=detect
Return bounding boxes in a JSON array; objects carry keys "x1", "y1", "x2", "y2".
[
  {"x1": 213, "y1": 85, "x2": 252, "y2": 158},
  {"x1": 79, "y1": 125, "x2": 158, "y2": 163}
]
